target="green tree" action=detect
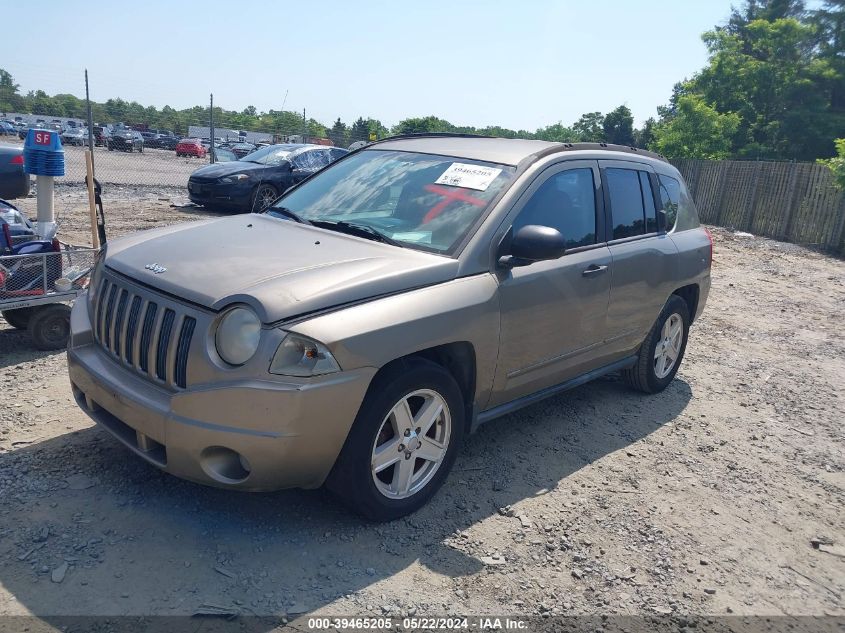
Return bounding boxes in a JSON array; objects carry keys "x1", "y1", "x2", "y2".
[
  {"x1": 0, "y1": 68, "x2": 22, "y2": 113},
  {"x1": 328, "y1": 117, "x2": 348, "y2": 147},
  {"x1": 602, "y1": 105, "x2": 635, "y2": 145},
  {"x1": 693, "y1": 15, "x2": 842, "y2": 159},
  {"x1": 810, "y1": 1, "x2": 845, "y2": 110},
  {"x1": 393, "y1": 116, "x2": 455, "y2": 135},
  {"x1": 652, "y1": 94, "x2": 741, "y2": 159},
  {"x1": 349, "y1": 117, "x2": 370, "y2": 143},
  {"x1": 819, "y1": 138, "x2": 845, "y2": 188},
  {"x1": 534, "y1": 122, "x2": 576, "y2": 142},
  {"x1": 572, "y1": 112, "x2": 604, "y2": 142},
  {"x1": 634, "y1": 117, "x2": 657, "y2": 149}
]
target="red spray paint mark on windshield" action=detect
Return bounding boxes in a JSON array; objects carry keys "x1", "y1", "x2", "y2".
[{"x1": 421, "y1": 184, "x2": 486, "y2": 223}]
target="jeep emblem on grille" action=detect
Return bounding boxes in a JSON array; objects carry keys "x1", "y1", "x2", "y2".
[{"x1": 145, "y1": 263, "x2": 167, "y2": 274}]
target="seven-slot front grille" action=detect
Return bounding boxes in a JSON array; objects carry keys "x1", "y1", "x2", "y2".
[{"x1": 92, "y1": 274, "x2": 196, "y2": 389}]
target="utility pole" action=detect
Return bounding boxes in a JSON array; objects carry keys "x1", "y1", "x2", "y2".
[
  {"x1": 209, "y1": 93, "x2": 215, "y2": 164},
  {"x1": 302, "y1": 107, "x2": 307, "y2": 143}
]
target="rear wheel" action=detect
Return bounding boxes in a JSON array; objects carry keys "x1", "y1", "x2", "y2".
[
  {"x1": 622, "y1": 295, "x2": 690, "y2": 393},
  {"x1": 1, "y1": 308, "x2": 32, "y2": 330},
  {"x1": 327, "y1": 358, "x2": 464, "y2": 521},
  {"x1": 28, "y1": 304, "x2": 71, "y2": 351}
]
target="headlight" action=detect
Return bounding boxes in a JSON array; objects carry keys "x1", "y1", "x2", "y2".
[
  {"x1": 221, "y1": 173, "x2": 250, "y2": 183},
  {"x1": 269, "y1": 333, "x2": 340, "y2": 377},
  {"x1": 215, "y1": 307, "x2": 261, "y2": 366}
]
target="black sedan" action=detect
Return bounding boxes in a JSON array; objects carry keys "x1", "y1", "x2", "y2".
[
  {"x1": 108, "y1": 129, "x2": 143, "y2": 152},
  {"x1": 0, "y1": 146, "x2": 30, "y2": 199},
  {"x1": 187, "y1": 144, "x2": 348, "y2": 213}
]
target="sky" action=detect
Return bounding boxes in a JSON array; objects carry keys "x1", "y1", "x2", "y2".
[{"x1": 4, "y1": 0, "x2": 743, "y2": 130}]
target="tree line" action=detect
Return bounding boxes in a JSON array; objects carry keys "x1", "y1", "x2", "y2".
[{"x1": 0, "y1": 0, "x2": 841, "y2": 161}]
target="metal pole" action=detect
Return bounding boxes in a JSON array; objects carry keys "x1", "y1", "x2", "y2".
[
  {"x1": 35, "y1": 175, "x2": 56, "y2": 239},
  {"x1": 85, "y1": 150, "x2": 100, "y2": 248},
  {"x1": 85, "y1": 69, "x2": 95, "y2": 170},
  {"x1": 209, "y1": 93, "x2": 215, "y2": 164}
]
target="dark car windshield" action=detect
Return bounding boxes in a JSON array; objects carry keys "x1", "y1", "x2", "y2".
[
  {"x1": 240, "y1": 144, "x2": 295, "y2": 166},
  {"x1": 267, "y1": 149, "x2": 515, "y2": 255}
]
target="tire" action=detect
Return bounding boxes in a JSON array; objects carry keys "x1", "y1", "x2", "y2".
[
  {"x1": 327, "y1": 358, "x2": 465, "y2": 521},
  {"x1": 622, "y1": 295, "x2": 690, "y2": 394},
  {"x1": 1, "y1": 307, "x2": 32, "y2": 330},
  {"x1": 252, "y1": 184, "x2": 278, "y2": 211},
  {"x1": 108, "y1": 144, "x2": 113, "y2": 151},
  {"x1": 27, "y1": 304, "x2": 72, "y2": 351}
]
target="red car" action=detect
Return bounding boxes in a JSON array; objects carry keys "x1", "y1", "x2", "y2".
[{"x1": 175, "y1": 139, "x2": 207, "y2": 158}]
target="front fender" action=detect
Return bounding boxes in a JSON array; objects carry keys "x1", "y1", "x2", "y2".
[{"x1": 289, "y1": 274, "x2": 501, "y2": 413}]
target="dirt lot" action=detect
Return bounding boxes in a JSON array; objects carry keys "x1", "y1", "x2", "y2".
[{"x1": 0, "y1": 189, "x2": 843, "y2": 624}]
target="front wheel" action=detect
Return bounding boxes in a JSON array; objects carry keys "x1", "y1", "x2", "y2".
[
  {"x1": 327, "y1": 358, "x2": 464, "y2": 521},
  {"x1": 623, "y1": 295, "x2": 690, "y2": 393},
  {"x1": 252, "y1": 184, "x2": 278, "y2": 211}
]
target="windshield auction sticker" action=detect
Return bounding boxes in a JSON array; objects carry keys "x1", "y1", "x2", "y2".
[{"x1": 435, "y1": 163, "x2": 503, "y2": 190}]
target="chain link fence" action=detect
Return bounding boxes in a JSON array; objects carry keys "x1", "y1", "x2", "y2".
[{"x1": 1, "y1": 73, "x2": 381, "y2": 193}]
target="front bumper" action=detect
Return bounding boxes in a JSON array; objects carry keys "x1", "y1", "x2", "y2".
[
  {"x1": 188, "y1": 180, "x2": 252, "y2": 210},
  {"x1": 67, "y1": 296, "x2": 376, "y2": 491}
]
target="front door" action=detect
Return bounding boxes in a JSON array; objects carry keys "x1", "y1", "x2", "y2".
[{"x1": 491, "y1": 161, "x2": 612, "y2": 408}]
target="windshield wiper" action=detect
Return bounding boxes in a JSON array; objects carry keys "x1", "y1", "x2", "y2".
[
  {"x1": 266, "y1": 206, "x2": 312, "y2": 224},
  {"x1": 312, "y1": 220, "x2": 403, "y2": 247}
]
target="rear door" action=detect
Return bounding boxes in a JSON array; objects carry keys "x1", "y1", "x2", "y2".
[{"x1": 599, "y1": 160, "x2": 678, "y2": 357}]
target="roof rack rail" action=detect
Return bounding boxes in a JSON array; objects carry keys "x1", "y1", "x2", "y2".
[
  {"x1": 372, "y1": 132, "x2": 494, "y2": 144},
  {"x1": 369, "y1": 134, "x2": 667, "y2": 163},
  {"x1": 541, "y1": 142, "x2": 667, "y2": 162}
]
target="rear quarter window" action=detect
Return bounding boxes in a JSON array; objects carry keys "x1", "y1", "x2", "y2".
[{"x1": 658, "y1": 174, "x2": 700, "y2": 232}]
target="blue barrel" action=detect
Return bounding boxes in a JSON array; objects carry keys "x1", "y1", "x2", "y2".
[{"x1": 23, "y1": 129, "x2": 65, "y2": 177}]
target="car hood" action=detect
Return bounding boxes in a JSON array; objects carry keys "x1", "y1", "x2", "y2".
[
  {"x1": 103, "y1": 214, "x2": 459, "y2": 323},
  {"x1": 189, "y1": 161, "x2": 272, "y2": 180}
]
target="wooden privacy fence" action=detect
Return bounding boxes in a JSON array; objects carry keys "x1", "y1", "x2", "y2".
[{"x1": 671, "y1": 158, "x2": 845, "y2": 256}]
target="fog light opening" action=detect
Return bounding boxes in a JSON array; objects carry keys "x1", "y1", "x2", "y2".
[{"x1": 200, "y1": 446, "x2": 251, "y2": 484}]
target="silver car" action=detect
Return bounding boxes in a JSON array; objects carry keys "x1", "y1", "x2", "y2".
[{"x1": 67, "y1": 136, "x2": 711, "y2": 520}]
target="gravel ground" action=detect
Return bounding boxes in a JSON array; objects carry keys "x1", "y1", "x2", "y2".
[{"x1": 0, "y1": 189, "x2": 843, "y2": 623}]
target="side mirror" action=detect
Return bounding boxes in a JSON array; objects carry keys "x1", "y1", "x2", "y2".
[{"x1": 498, "y1": 225, "x2": 566, "y2": 269}]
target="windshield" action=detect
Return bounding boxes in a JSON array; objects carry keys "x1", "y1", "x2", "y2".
[
  {"x1": 240, "y1": 144, "x2": 295, "y2": 166},
  {"x1": 267, "y1": 149, "x2": 515, "y2": 255}
]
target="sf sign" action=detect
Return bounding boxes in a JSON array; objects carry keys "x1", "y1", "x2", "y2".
[{"x1": 34, "y1": 131, "x2": 53, "y2": 145}]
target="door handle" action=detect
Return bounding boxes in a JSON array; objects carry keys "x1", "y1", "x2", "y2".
[{"x1": 582, "y1": 264, "x2": 608, "y2": 277}]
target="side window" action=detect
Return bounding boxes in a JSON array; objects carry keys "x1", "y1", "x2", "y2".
[
  {"x1": 293, "y1": 152, "x2": 314, "y2": 169},
  {"x1": 512, "y1": 168, "x2": 597, "y2": 249},
  {"x1": 310, "y1": 149, "x2": 331, "y2": 168},
  {"x1": 329, "y1": 148, "x2": 347, "y2": 161},
  {"x1": 605, "y1": 168, "x2": 646, "y2": 239},
  {"x1": 639, "y1": 171, "x2": 658, "y2": 233},
  {"x1": 658, "y1": 175, "x2": 680, "y2": 232}
]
